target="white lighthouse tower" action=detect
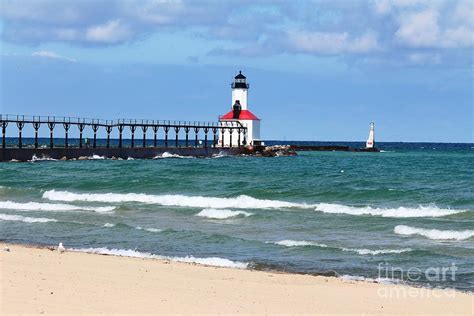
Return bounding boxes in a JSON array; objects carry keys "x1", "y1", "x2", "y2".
[
  {"x1": 219, "y1": 71, "x2": 261, "y2": 146},
  {"x1": 366, "y1": 122, "x2": 375, "y2": 149}
]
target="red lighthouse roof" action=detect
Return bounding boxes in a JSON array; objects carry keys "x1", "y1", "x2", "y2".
[{"x1": 220, "y1": 109, "x2": 260, "y2": 121}]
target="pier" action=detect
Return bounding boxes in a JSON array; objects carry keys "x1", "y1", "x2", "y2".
[{"x1": 0, "y1": 114, "x2": 247, "y2": 161}]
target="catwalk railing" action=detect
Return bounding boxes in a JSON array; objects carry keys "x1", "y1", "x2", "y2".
[{"x1": 0, "y1": 114, "x2": 247, "y2": 149}]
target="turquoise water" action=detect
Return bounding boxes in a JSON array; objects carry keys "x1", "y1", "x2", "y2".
[{"x1": 1, "y1": 143, "x2": 473, "y2": 291}]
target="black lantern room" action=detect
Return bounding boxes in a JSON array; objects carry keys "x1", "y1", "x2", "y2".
[{"x1": 232, "y1": 71, "x2": 249, "y2": 89}]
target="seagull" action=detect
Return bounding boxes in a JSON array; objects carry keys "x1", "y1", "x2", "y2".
[{"x1": 57, "y1": 242, "x2": 65, "y2": 254}]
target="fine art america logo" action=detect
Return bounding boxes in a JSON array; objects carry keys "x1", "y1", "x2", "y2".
[{"x1": 377, "y1": 262, "x2": 458, "y2": 298}]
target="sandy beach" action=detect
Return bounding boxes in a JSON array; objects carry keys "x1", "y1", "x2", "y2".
[{"x1": 0, "y1": 243, "x2": 471, "y2": 315}]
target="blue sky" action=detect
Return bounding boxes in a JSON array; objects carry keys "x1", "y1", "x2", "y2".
[{"x1": 1, "y1": 0, "x2": 472, "y2": 142}]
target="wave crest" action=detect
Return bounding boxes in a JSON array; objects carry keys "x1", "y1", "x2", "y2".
[
  {"x1": 71, "y1": 247, "x2": 247, "y2": 268},
  {"x1": 41, "y1": 190, "x2": 468, "y2": 219},
  {"x1": 42, "y1": 190, "x2": 314, "y2": 209},
  {"x1": 29, "y1": 155, "x2": 57, "y2": 162},
  {"x1": 341, "y1": 247, "x2": 412, "y2": 255},
  {"x1": 154, "y1": 152, "x2": 195, "y2": 159},
  {"x1": 394, "y1": 225, "x2": 474, "y2": 241},
  {"x1": 0, "y1": 201, "x2": 115, "y2": 213},
  {"x1": 0, "y1": 213, "x2": 57, "y2": 223},
  {"x1": 272, "y1": 240, "x2": 411, "y2": 255},
  {"x1": 274, "y1": 240, "x2": 329, "y2": 248},
  {"x1": 135, "y1": 226, "x2": 162, "y2": 233},
  {"x1": 196, "y1": 209, "x2": 253, "y2": 219},
  {"x1": 315, "y1": 203, "x2": 464, "y2": 218}
]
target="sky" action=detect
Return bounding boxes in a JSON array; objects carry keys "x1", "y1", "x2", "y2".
[{"x1": 0, "y1": 0, "x2": 473, "y2": 142}]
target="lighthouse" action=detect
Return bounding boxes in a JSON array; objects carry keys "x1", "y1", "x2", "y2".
[
  {"x1": 366, "y1": 122, "x2": 375, "y2": 149},
  {"x1": 219, "y1": 71, "x2": 261, "y2": 146}
]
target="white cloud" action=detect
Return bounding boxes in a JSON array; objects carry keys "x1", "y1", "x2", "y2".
[
  {"x1": 85, "y1": 20, "x2": 132, "y2": 44},
  {"x1": 452, "y1": 1, "x2": 474, "y2": 27},
  {"x1": 31, "y1": 50, "x2": 77, "y2": 62},
  {"x1": 1, "y1": 0, "x2": 472, "y2": 67},
  {"x1": 395, "y1": 8, "x2": 474, "y2": 48},
  {"x1": 286, "y1": 31, "x2": 379, "y2": 55},
  {"x1": 373, "y1": 0, "x2": 391, "y2": 15},
  {"x1": 395, "y1": 9, "x2": 440, "y2": 47},
  {"x1": 442, "y1": 26, "x2": 474, "y2": 48}
]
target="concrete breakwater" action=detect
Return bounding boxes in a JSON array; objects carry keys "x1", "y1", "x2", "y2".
[
  {"x1": 0, "y1": 144, "x2": 380, "y2": 162},
  {"x1": 1, "y1": 147, "x2": 243, "y2": 162},
  {"x1": 0, "y1": 145, "x2": 300, "y2": 162}
]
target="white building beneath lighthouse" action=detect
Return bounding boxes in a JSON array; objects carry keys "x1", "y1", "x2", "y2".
[{"x1": 219, "y1": 71, "x2": 261, "y2": 147}]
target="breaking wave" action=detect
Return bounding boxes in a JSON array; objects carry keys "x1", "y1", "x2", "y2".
[
  {"x1": 394, "y1": 225, "x2": 474, "y2": 241},
  {"x1": 42, "y1": 190, "x2": 315, "y2": 209},
  {"x1": 315, "y1": 203, "x2": 464, "y2": 218},
  {"x1": 90, "y1": 155, "x2": 106, "y2": 160},
  {"x1": 0, "y1": 213, "x2": 57, "y2": 223},
  {"x1": 41, "y1": 191, "x2": 468, "y2": 219},
  {"x1": 273, "y1": 240, "x2": 329, "y2": 248},
  {"x1": 196, "y1": 208, "x2": 253, "y2": 219},
  {"x1": 272, "y1": 240, "x2": 412, "y2": 255},
  {"x1": 341, "y1": 247, "x2": 412, "y2": 255},
  {"x1": 135, "y1": 226, "x2": 162, "y2": 233},
  {"x1": 154, "y1": 152, "x2": 194, "y2": 159},
  {"x1": 0, "y1": 200, "x2": 115, "y2": 213},
  {"x1": 103, "y1": 223, "x2": 115, "y2": 228},
  {"x1": 29, "y1": 155, "x2": 57, "y2": 162},
  {"x1": 339, "y1": 275, "x2": 400, "y2": 285},
  {"x1": 211, "y1": 151, "x2": 228, "y2": 158},
  {"x1": 171, "y1": 256, "x2": 248, "y2": 268},
  {"x1": 71, "y1": 247, "x2": 248, "y2": 268}
]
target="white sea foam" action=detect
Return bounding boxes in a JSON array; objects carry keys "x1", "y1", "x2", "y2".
[
  {"x1": 42, "y1": 190, "x2": 315, "y2": 209},
  {"x1": 273, "y1": 240, "x2": 329, "y2": 248},
  {"x1": 341, "y1": 247, "x2": 412, "y2": 255},
  {"x1": 315, "y1": 203, "x2": 463, "y2": 218},
  {"x1": 103, "y1": 223, "x2": 115, "y2": 228},
  {"x1": 0, "y1": 201, "x2": 115, "y2": 213},
  {"x1": 340, "y1": 275, "x2": 369, "y2": 282},
  {"x1": 394, "y1": 225, "x2": 474, "y2": 241},
  {"x1": 135, "y1": 226, "x2": 162, "y2": 233},
  {"x1": 29, "y1": 154, "x2": 57, "y2": 162},
  {"x1": 273, "y1": 240, "x2": 411, "y2": 255},
  {"x1": 71, "y1": 247, "x2": 248, "y2": 268},
  {"x1": 90, "y1": 155, "x2": 106, "y2": 160},
  {"x1": 73, "y1": 247, "x2": 158, "y2": 258},
  {"x1": 339, "y1": 275, "x2": 399, "y2": 284},
  {"x1": 171, "y1": 256, "x2": 248, "y2": 269},
  {"x1": 154, "y1": 152, "x2": 194, "y2": 159},
  {"x1": 196, "y1": 208, "x2": 253, "y2": 219},
  {"x1": 211, "y1": 151, "x2": 228, "y2": 158},
  {"x1": 0, "y1": 213, "x2": 57, "y2": 223},
  {"x1": 41, "y1": 190, "x2": 468, "y2": 218}
]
